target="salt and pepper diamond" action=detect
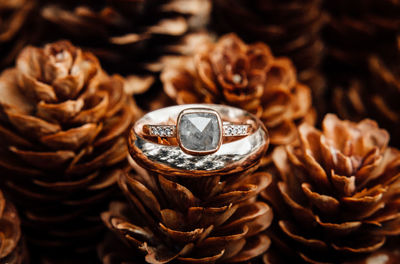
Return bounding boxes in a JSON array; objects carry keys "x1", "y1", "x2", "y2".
[
  {"x1": 149, "y1": 125, "x2": 175, "y2": 137},
  {"x1": 178, "y1": 111, "x2": 221, "y2": 153}
]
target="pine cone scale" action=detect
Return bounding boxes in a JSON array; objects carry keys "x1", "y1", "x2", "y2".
[{"x1": 9, "y1": 146, "x2": 75, "y2": 169}]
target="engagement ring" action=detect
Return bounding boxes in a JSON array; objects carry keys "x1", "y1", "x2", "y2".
[
  {"x1": 129, "y1": 104, "x2": 269, "y2": 174},
  {"x1": 144, "y1": 108, "x2": 251, "y2": 155}
]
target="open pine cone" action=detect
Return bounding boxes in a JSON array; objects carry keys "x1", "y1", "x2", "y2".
[
  {"x1": 212, "y1": 0, "x2": 326, "y2": 112},
  {"x1": 101, "y1": 157, "x2": 273, "y2": 264},
  {"x1": 161, "y1": 33, "x2": 315, "y2": 164},
  {"x1": 39, "y1": 0, "x2": 211, "y2": 76},
  {"x1": 262, "y1": 114, "x2": 400, "y2": 263},
  {"x1": 0, "y1": 190, "x2": 28, "y2": 264},
  {"x1": 0, "y1": 0, "x2": 36, "y2": 69},
  {"x1": 0, "y1": 40, "x2": 137, "y2": 258}
]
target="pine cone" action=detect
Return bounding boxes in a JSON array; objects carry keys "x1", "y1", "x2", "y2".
[
  {"x1": 262, "y1": 114, "x2": 400, "y2": 263},
  {"x1": 39, "y1": 0, "x2": 211, "y2": 76},
  {"x1": 0, "y1": 41, "x2": 137, "y2": 259},
  {"x1": 0, "y1": 0, "x2": 36, "y2": 69},
  {"x1": 323, "y1": 0, "x2": 400, "y2": 72},
  {"x1": 344, "y1": 238, "x2": 400, "y2": 264},
  {"x1": 161, "y1": 34, "x2": 315, "y2": 165},
  {"x1": 0, "y1": 190, "x2": 28, "y2": 264},
  {"x1": 332, "y1": 53, "x2": 400, "y2": 148},
  {"x1": 212, "y1": 0, "x2": 326, "y2": 114},
  {"x1": 325, "y1": 1, "x2": 400, "y2": 140},
  {"x1": 100, "y1": 124, "x2": 273, "y2": 263}
]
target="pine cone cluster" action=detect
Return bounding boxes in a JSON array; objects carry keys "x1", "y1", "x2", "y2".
[
  {"x1": 162, "y1": 34, "x2": 315, "y2": 164},
  {"x1": 263, "y1": 114, "x2": 400, "y2": 263},
  {"x1": 212, "y1": 0, "x2": 326, "y2": 112},
  {"x1": 0, "y1": 190, "x2": 27, "y2": 264},
  {"x1": 39, "y1": 0, "x2": 211, "y2": 76},
  {"x1": 1, "y1": 1, "x2": 400, "y2": 263},
  {"x1": 0, "y1": 0, "x2": 36, "y2": 69},
  {"x1": 0, "y1": 40, "x2": 136, "y2": 258}
]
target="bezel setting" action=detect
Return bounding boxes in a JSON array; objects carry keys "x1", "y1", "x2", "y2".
[{"x1": 176, "y1": 108, "x2": 223, "y2": 155}]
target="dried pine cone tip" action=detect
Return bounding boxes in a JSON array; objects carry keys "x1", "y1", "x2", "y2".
[
  {"x1": 0, "y1": 40, "x2": 136, "y2": 253},
  {"x1": 0, "y1": 190, "x2": 27, "y2": 263},
  {"x1": 211, "y1": 0, "x2": 327, "y2": 98},
  {"x1": 161, "y1": 33, "x2": 314, "y2": 152},
  {"x1": 265, "y1": 114, "x2": 400, "y2": 263},
  {"x1": 0, "y1": 39, "x2": 134, "y2": 148},
  {"x1": 101, "y1": 165, "x2": 274, "y2": 263}
]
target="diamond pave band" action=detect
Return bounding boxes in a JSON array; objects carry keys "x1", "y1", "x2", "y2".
[
  {"x1": 148, "y1": 124, "x2": 249, "y2": 137},
  {"x1": 142, "y1": 107, "x2": 252, "y2": 155}
]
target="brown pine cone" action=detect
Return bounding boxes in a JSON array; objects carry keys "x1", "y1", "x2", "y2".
[
  {"x1": 100, "y1": 159, "x2": 273, "y2": 264},
  {"x1": 39, "y1": 0, "x2": 211, "y2": 76},
  {"x1": 262, "y1": 114, "x2": 400, "y2": 263},
  {"x1": 0, "y1": 190, "x2": 28, "y2": 264},
  {"x1": 161, "y1": 34, "x2": 315, "y2": 165},
  {"x1": 324, "y1": 1, "x2": 400, "y2": 139},
  {"x1": 0, "y1": 40, "x2": 137, "y2": 259},
  {"x1": 332, "y1": 53, "x2": 400, "y2": 148},
  {"x1": 212, "y1": 0, "x2": 327, "y2": 114},
  {"x1": 323, "y1": 0, "x2": 400, "y2": 72},
  {"x1": 0, "y1": 0, "x2": 36, "y2": 69}
]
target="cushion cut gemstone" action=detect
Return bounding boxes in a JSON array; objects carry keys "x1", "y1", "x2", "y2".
[{"x1": 178, "y1": 112, "x2": 221, "y2": 152}]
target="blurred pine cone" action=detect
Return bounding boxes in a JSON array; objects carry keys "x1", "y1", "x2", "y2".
[
  {"x1": 332, "y1": 51, "x2": 400, "y2": 148},
  {"x1": 101, "y1": 158, "x2": 273, "y2": 264},
  {"x1": 212, "y1": 0, "x2": 326, "y2": 115},
  {"x1": 262, "y1": 114, "x2": 400, "y2": 263},
  {"x1": 161, "y1": 34, "x2": 315, "y2": 165},
  {"x1": 39, "y1": 0, "x2": 211, "y2": 76},
  {"x1": 0, "y1": 0, "x2": 36, "y2": 69},
  {"x1": 0, "y1": 190, "x2": 28, "y2": 264},
  {"x1": 325, "y1": 1, "x2": 400, "y2": 147},
  {"x1": 0, "y1": 41, "x2": 137, "y2": 259},
  {"x1": 323, "y1": 0, "x2": 400, "y2": 73}
]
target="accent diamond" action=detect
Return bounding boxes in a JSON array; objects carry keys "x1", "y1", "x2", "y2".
[
  {"x1": 149, "y1": 125, "x2": 175, "y2": 137},
  {"x1": 223, "y1": 125, "x2": 248, "y2": 136}
]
